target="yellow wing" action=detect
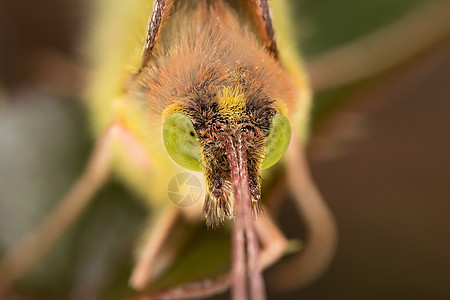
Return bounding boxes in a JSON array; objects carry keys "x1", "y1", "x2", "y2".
[
  {"x1": 84, "y1": 0, "x2": 192, "y2": 208},
  {"x1": 85, "y1": 0, "x2": 152, "y2": 135},
  {"x1": 269, "y1": 0, "x2": 312, "y2": 143}
]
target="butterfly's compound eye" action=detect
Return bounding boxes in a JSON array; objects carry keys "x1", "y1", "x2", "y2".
[
  {"x1": 163, "y1": 113, "x2": 202, "y2": 171},
  {"x1": 262, "y1": 113, "x2": 291, "y2": 170}
]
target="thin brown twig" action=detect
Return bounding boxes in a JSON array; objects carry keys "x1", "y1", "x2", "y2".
[
  {"x1": 309, "y1": 38, "x2": 450, "y2": 163},
  {"x1": 308, "y1": 1, "x2": 450, "y2": 91},
  {"x1": 0, "y1": 126, "x2": 113, "y2": 297}
]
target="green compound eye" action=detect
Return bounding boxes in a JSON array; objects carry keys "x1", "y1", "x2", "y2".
[
  {"x1": 163, "y1": 113, "x2": 202, "y2": 171},
  {"x1": 261, "y1": 113, "x2": 291, "y2": 170}
]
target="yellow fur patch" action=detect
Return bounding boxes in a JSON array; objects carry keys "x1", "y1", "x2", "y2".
[
  {"x1": 162, "y1": 102, "x2": 187, "y2": 121},
  {"x1": 217, "y1": 86, "x2": 246, "y2": 121}
]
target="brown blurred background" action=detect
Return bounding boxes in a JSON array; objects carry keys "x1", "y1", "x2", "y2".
[{"x1": 0, "y1": 0, "x2": 449, "y2": 299}]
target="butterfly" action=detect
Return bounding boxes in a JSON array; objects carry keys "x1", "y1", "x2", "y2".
[{"x1": 0, "y1": 1, "x2": 337, "y2": 299}]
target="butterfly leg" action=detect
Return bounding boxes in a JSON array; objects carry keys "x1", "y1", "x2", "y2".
[
  {"x1": 129, "y1": 166, "x2": 207, "y2": 290},
  {"x1": 126, "y1": 212, "x2": 289, "y2": 300},
  {"x1": 255, "y1": 210, "x2": 289, "y2": 271},
  {"x1": 267, "y1": 136, "x2": 338, "y2": 290},
  {"x1": 129, "y1": 205, "x2": 180, "y2": 290},
  {"x1": 0, "y1": 122, "x2": 152, "y2": 296},
  {"x1": 125, "y1": 275, "x2": 231, "y2": 300}
]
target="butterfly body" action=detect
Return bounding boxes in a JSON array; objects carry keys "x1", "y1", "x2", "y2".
[
  {"x1": 83, "y1": 2, "x2": 315, "y2": 296},
  {"x1": 85, "y1": 0, "x2": 309, "y2": 219}
]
